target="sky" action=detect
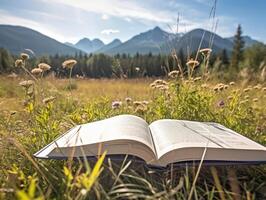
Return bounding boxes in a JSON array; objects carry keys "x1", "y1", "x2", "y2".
[{"x1": 0, "y1": 0, "x2": 265, "y2": 44}]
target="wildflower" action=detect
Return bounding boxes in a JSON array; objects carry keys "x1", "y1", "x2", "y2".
[
  {"x1": 243, "y1": 88, "x2": 251, "y2": 92},
  {"x1": 20, "y1": 53, "x2": 29, "y2": 60},
  {"x1": 135, "y1": 67, "x2": 140, "y2": 72},
  {"x1": 168, "y1": 70, "x2": 179, "y2": 78},
  {"x1": 43, "y1": 96, "x2": 56, "y2": 104},
  {"x1": 38, "y1": 63, "x2": 51, "y2": 71},
  {"x1": 7, "y1": 73, "x2": 18, "y2": 78},
  {"x1": 15, "y1": 59, "x2": 23, "y2": 67},
  {"x1": 201, "y1": 83, "x2": 208, "y2": 88},
  {"x1": 10, "y1": 111, "x2": 17, "y2": 115},
  {"x1": 217, "y1": 100, "x2": 225, "y2": 108},
  {"x1": 31, "y1": 68, "x2": 43, "y2": 75},
  {"x1": 112, "y1": 101, "x2": 122, "y2": 109},
  {"x1": 149, "y1": 83, "x2": 156, "y2": 88},
  {"x1": 186, "y1": 59, "x2": 199, "y2": 69},
  {"x1": 80, "y1": 189, "x2": 87, "y2": 196},
  {"x1": 224, "y1": 85, "x2": 229, "y2": 89},
  {"x1": 133, "y1": 101, "x2": 142, "y2": 106},
  {"x1": 125, "y1": 97, "x2": 132, "y2": 104},
  {"x1": 213, "y1": 87, "x2": 219, "y2": 92},
  {"x1": 135, "y1": 105, "x2": 147, "y2": 114},
  {"x1": 227, "y1": 96, "x2": 233, "y2": 100},
  {"x1": 199, "y1": 48, "x2": 212, "y2": 57},
  {"x1": 193, "y1": 77, "x2": 202, "y2": 82},
  {"x1": 62, "y1": 59, "x2": 77, "y2": 69},
  {"x1": 142, "y1": 100, "x2": 149, "y2": 105},
  {"x1": 19, "y1": 80, "x2": 34, "y2": 88},
  {"x1": 253, "y1": 98, "x2": 258, "y2": 102},
  {"x1": 229, "y1": 82, "x2": 235, "y2": 86},
  {"x1": 154, "y1": 79, "x2": 163, "y2": 85}
]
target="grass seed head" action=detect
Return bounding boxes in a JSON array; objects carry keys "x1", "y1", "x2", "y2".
[{"x1": 62, "y1": 59, "x2": 77, "y2": 69}]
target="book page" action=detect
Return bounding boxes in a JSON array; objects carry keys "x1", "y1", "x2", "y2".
[
  {"x1": 149, "y1": 119, "x2": 266, "y2": 165},
  {"x1": 34, "y1": 115, "x2": 156, "y2": 162}
]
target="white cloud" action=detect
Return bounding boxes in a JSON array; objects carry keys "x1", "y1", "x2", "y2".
[
  {"x1": 47, "y1": 0, "x2": 174, "y2": 23},
  {"x1": 101, "y1": 29, "x2": 120, "y2": 35},
  {"x1": 101, "y1": 14, "x2": 109, "y2": 20}
]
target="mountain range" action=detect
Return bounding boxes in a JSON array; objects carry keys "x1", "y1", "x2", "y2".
[{"x1": 0, "y1": 24, "x2": 260, "y2": 57}]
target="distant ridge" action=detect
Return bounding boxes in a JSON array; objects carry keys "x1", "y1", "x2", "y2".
[
  {"x1": 75, "y1": 38, "x2": 105, "y2": 53},
  {"x1": 0, "y1": 24, "x2": 261, "y2": 56},
  {"x1": 0, "y1": 24, "x2": 83, "y2": 56}
]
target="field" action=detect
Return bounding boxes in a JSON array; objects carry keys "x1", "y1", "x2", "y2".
[{"x1": 0, "y1": 73, "x2": 266, "y2": 199}]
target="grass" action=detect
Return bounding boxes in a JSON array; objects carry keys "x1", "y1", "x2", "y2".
[{"x1": 0, "y1": 72, "x2": 266, "y2": 199}]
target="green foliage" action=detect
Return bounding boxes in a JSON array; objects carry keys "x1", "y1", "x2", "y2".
[{"x1": 230, "y1": 24, "x2": 245, "y2": 71}]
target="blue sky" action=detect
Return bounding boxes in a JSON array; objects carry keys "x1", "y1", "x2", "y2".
[{"x1": 0, "y1": 0, "x2": 265, "y2": 44}]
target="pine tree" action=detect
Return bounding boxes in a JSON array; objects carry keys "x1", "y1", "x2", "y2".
[{"x1": 230, "y1": 24, "x2": 245, "y2": 71}]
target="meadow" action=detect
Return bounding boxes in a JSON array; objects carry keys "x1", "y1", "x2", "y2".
[{"x1": 0, "y1": 55, "x2": 266, "y2": 200}]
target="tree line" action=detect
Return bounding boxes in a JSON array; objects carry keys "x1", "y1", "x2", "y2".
[{"x1": 0, "y1": 25, "x2": 265, "y2": 79}]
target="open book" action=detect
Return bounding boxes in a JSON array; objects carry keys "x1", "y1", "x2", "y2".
[{"x1": 34, "y1": 115, "x2": 266, "y2": 167}]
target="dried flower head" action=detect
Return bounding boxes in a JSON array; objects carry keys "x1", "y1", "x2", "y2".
[
  {"x1": 229, "y1": 82, "x2": 235, "y2": 86},
  {"x1": 262, "y1": 87, "x2": 266, "y2": 92},
  {"x1": 31, "y1": 68, "x2": 43, "y2": 75},
  {"x1": 201, "y1": 83, "x2": 208, "y2": 89},
  {"x1": 224, "y1": 85, "x2": 229, "y2": 89},
  {"x1": 186, "y1": 59, "x2": 199, "y2": 69},
  {"x1": 244, "y1": 95, "x2": 249, "y2": 100},
  {"x1": 43, "y1": 96, "x2": 56, "y2": 104},
  {"x1": 253, "y1": 98, "x2": 258, "y2": 102},
  {"x1": 193, "y1": 77, "x2": 202, "y2": 82},
  {"x1": 142, "y1": 100, "x2": 149, "y2": 105},
  {"x1": 199, "y1": 48, "x2": 212, "y2": 57},
  {"x1": 62, "y1": 59, "x2": 77, "y2": 69},
  {"x1": 168, "y1": 70, "x2": 179, "y2": 78},
  {"x1": 38, "y1": 63, "x2": 51, "y2": 71},
  {"x1": 243, "y1": 88, "x2": 251, "y2": 92},
  {"x1": 135, "y1": 67, "x2": 140, "y2": 72},
  {"x1": 112, "y1": 101, "x2": 122, "y2": 109},
  {"x1": 134, "y1": 105, "x2": 147, "y2": 114},
  {"x1": 133, "y1": 101, "x2": 142, "y2": 106},
  {"x1": 227, "y1": 96, "x2": 233, "y2": 100},
  {"x1": 20, "y1": 53, "x2": 29, "y2": 61},
  {"x1": 125, "y1": 97, "x2": 132, "y2": 104},
  {"x1": 217, "y1": 100, "x2": 225, "y2": 108},
  {"x1": 15, "y1": 59, "x2": 23, "y2": 67},
  {"x1": 7, "y1": 73, "x2": 18, "y2": 79},
  {"x1": 19, "y1": 80, "x2": 34, "y2": 88},
  {"x1": 150, "y1": 83, "x2": 156, "y2": 88}
]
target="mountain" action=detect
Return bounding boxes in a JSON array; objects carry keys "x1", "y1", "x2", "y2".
[
  {"x1": 75, "y1": 38, "x2": 104, "y2": 53},
  {"x1": 103, "y1": 26, "x2": 176, "y2": 55},
  {"x1": 227, "y1": 36, "x2": 259, "y2": 47},
  {"x1": 0, "y1": 25, "x2": 82, "y2": 56},
  {"x1": 161, "y1": 29, "x2": 234, "y2": 54},
  {"x1": 96, "y1": 39, "x2": 122, "y2": 53}
]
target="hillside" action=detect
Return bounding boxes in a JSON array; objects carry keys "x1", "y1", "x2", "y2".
[{"x1": 0, "y1": 25, "x2": 82, "y2": 56}]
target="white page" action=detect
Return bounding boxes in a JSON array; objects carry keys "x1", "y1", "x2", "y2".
[
  {"x1": 149, "y1": 119, "x2": 266, "y2": 159},
  {"x1": 35, "y1": 115, "x2": 156, "y2": 158}
]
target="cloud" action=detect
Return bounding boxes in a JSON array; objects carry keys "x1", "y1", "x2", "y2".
[
  {"x1": 101, "y1": 14, "x2": 109, "y2": 20},
  {"x1": 48, "y1": 0, "x2": 174, "y2": 23},
  {"x1": 101, "y1": 29, "x2": 120, "y2": 35}
]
